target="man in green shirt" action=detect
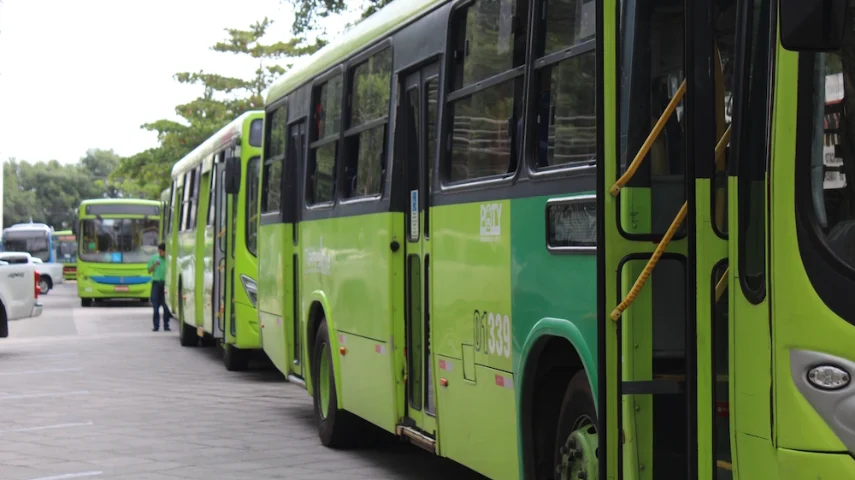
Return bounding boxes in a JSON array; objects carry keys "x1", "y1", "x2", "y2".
[{"x1": 147, "y1": 243, "x2": 171, "y2": 332}]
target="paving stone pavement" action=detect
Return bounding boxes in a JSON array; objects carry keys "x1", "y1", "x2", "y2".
[{"x1": 0, "y1": 284, "x2": 487, "y2": 480}]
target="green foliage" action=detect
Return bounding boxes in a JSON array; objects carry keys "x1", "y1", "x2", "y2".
[
  {"x1": 282, "y1": 0, "x2": 395, "y2": 37},
  {"x1": 3, "y1": 149, "x2": 121, "y2": 228},
  {"x1": 111, "y1": 17, "x2": 321, "y2": 199}
]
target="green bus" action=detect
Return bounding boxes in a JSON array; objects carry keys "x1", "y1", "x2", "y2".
[
  {"x1": 52, "y1": 230, "x2": 78, "y2": 281},
  {"x1": 76, "y1": 199, "x2": 162, "y2": 307},
  {"x1": 163, "y1": 111, "x2": 263, "y2": 371},
  {"x1": 254, "y1": 0, "x2": 855, "y2": 478}
]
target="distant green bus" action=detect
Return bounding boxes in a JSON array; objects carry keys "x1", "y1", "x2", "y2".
[
  {"x1": 52, "y1": 230, "x2": 77, "y2": 280},
  {"x1": 76, "y1": 199, "x2": 162, "y2": 307},
  {"x1": 163, "y1": 111, "x2": 263, "y2": 371}
]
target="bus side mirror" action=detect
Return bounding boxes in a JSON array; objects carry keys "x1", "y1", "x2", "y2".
[
  {"x1": 225, "y1": 156, "x2": 241, "y2": 195},
  {"x1": 780, "y1": 0, "x2": 848, "y2": 51},
  {"x1": 71, "y1": 222, "x2": 78, "y2": 236}
]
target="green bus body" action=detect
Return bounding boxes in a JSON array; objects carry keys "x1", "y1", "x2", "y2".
[
  {"x1": 76, "y1": 199, "x2": 162, "y2": 306},
  {"x1": 254, "y1": 0, "x2": 855, "y2": 478},
  {"x1": 163, "y1": 111, "x2": 264, "y2": 371},
  {"x1": 52, "y1": 229, "x2": 78, "y2": 280}
]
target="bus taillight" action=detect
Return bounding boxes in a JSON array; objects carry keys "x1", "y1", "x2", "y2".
[{"x1": 34, "y1": 271, "x2": 40, "y2": 298}]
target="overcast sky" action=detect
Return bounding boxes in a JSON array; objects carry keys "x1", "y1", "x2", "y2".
[{"x1": 0, "y1": 0, "x2": 350, "y2": 165}]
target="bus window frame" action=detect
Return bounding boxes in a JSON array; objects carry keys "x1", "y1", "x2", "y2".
[
  {"x1": 261, "y1": 98, "x2": 289, "y2": 225},
  {"x1": 339, "y1": 40, "x2": 394, "y2": 204},
  {"x1": 438, "y1": 0, "x2": 529, "y2": 191},
  {"x1": 305, "y1": 65, "x2": 347, "y2": 209},
  {"x1": 525, "y1": 0, "x2": 598, "y2": 178},
  {"x1": 245, "y1": 155, "x2": 261, "y2": 257}
]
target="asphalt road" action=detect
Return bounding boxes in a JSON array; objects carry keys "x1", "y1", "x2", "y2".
[{"x1": 0, "y1": 283, "x2": 485, "y2": 480}]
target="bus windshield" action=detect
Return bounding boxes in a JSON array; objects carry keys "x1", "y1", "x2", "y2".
[
  {"x1": 806, "y1": 49, "x2": 855, "y2": 269},
  {"x1": 79, "y1": 218, "x2": 160, "y2": 264},
  {"x1": 54, "y1": 236, "x2": 78, "y2": 263},
  {"x1": 3, "y1": 231, "x2": 51, "y2": 262}
]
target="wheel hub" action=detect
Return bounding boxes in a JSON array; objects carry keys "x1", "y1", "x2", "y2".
[{"x1": 556, "y1": 424, "x2": 598, "y2": 480}]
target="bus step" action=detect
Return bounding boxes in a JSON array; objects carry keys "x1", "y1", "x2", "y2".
[
  {"x1": 396, "y1": 425, "x2": 436, "y2": 453},
  {"x1": 622, "y1": 379, "x2": 684, "y2": 395},
  {"x1": 286, "y1": 374, "x2": 306, "y2": 388}
]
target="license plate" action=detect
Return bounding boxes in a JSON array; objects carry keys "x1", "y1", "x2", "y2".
[
  {"x1": 197, "y1": 326, "x2": 204, "y2": 337},
  {"x1": 114, "y1": 286, "x2": 129, "y2": 292}
]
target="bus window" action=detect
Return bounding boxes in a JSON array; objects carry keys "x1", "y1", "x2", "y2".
[
  {"x1": 308, "y1": 74, "x2": 342, "y2": 204},
  {"x1": 806, "y1": 50, "x2": 855, "y2": 269},
  {"x1": 446, "y1": 0, "x2": 528, "y2": 183},
  {"x1": 532, "y1": 0, "x2": 596, "y2": 170},
  {"x1": 343, "y1": 48, "x2": 392, "y2": 198}
]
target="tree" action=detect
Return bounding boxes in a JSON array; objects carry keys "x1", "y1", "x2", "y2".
[
  {"x1": 2, "y1": 150, "x2": 120, "y2": 228},
  {"x1": 282, "y1": 0, "x2": 395, "y2": 38},
  {"x1": 111, "y1": 17, "x2": 321, "y2": 199}
]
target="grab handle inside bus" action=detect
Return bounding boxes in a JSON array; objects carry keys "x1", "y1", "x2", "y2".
[
  {"x1": 780, "y1": 0, "x2": 847, "y2": 51},
  {"x1": 224, "y1": 156, "x2": 241, "y2": 195}
]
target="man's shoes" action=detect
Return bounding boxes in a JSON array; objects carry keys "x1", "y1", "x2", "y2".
[
  {"x1": 152, "y1": 327, "x2": 159, "y2": 332},
  {"x1": 164, "y1": 327, "x2": 171, "y2": 331}
]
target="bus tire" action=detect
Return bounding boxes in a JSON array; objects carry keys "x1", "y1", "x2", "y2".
[
  {"x1": 178, "y1": 293, "x2": 197, "y2": 347},
  {"x1": 81, "y1": 298, "x2": 92, "y2": 308},
  {"x1": 311, "y1": 319, "x2": 359, "y2": 448},
  {"x1": 223, "y1": 343, "x2": 250, "y2": 371},
  {"x1": 553, "y1": 371, "x2": 598, "y2": 480}
]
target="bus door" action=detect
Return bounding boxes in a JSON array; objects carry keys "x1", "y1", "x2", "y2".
[
  {"x1": 398, "y1": 63, "x2": 440, "y2": 440},
  {"x1": 598, "y1": 1, "x2": 739, "y2": 479},
  {"x1": 287, "y1": 120, "x2": 306, "y2": 376},
  {"x1": 212, "y1": 156, "x2": 228, "y2": 340}
]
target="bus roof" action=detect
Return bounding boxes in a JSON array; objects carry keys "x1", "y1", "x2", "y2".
[
  {"x1": 5, "y1": 222, "x2": 51, "y2": 232},
  {"x1": 79, "y1": 198, "x2": 160, "y2": 207},
  {"x1": 170, "y1": 110, "x2": 264, "y2": 179},
  {"x1": 265, "y1": 0, "x2": 445, "y2": 105}
]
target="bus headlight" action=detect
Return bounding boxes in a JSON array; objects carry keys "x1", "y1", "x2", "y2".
[
  {"x1": 240, "y1": 274, "x2": 258, "y2": 307},
  {"x1": 808, "y1": 365, "x2": 850, "y2": 390}
]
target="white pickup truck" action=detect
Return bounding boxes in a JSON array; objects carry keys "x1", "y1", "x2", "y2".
[
  {"x1": 0, "y1": 259, "x2": 43, "y2": 339},
  {"x1": 0, "y1": 252, "x2": 63, "y2": 295}
]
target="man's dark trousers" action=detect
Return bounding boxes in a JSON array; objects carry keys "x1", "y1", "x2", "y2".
[{"x1": 151, "y1": 280, "x2": 172, "y2": 331}]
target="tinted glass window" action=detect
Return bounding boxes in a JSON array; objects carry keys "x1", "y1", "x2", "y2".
[
  {"x1": 267, "y1": 107, "x2": 288, "y2": 159},
  {"x1": 249, "y1": 119, "x2": 264, "y2": 147}
]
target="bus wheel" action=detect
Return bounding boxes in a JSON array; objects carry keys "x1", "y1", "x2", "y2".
[
  {"x1": 81, "y1": 298, "x2": 92, "y2": 308},
  {"x1": 311, "y1": 319, "x2": 359, "y2": 447},
  {"x1": 178, "y1": 295, "x2": 197, "y2": 347},
  {"x1": 223, "y1": 343, "x2": 250, "y2": 371},
  {"x1": 554, "y1": 371, "x2": 598, "y2": 480}
]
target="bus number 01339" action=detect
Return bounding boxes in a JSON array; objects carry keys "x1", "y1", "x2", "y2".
[{"x1": 472, "y1": 310, "x2": 511, "y2": 359}]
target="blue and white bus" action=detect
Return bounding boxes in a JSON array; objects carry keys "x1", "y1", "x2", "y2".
[{"x1": 1, "y1": 223, "x2": 55, "y2": 262}]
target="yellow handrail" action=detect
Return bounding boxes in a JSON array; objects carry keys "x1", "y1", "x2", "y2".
[
  {"x1": 610, "y1": 79, "x2": 687, "y2": 197},
  {"x1": 610, "y1": 125, "x2": 732, "y2": 321},
  {"x1": 715, "y1": 267, "x2": 729, "y2": 302},
  {"x1": 611, "y1": 203, "x2": 687, "y2": 320}
]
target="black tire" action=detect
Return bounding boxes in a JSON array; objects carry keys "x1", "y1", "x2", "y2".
[
  {"x1": 39, "y1": 276, "x2": 51, "y2": 295},
  {"x1": 178, "y1": 285, "x2": 197, "y2": 347},
  {"x1": 223, "y1": 343, "x2": 250, "y2": 371},
  {"x1": 554, "y1": 371, "x2": 598, "y2": 480},
  {"x1": 311, "y1": 319, "x2": 360, "y2": 448},
  {"x1": 81, "y1": 298, "x2": 92, "y2": 307}
]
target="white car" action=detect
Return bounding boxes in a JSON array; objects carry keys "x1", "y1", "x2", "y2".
[
  {"x1": 0, "y1": 252, "x2": 63, "y2": 295},
  {"x1": 0, "y1": 260, "x2": 43, "y2": 339}
]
